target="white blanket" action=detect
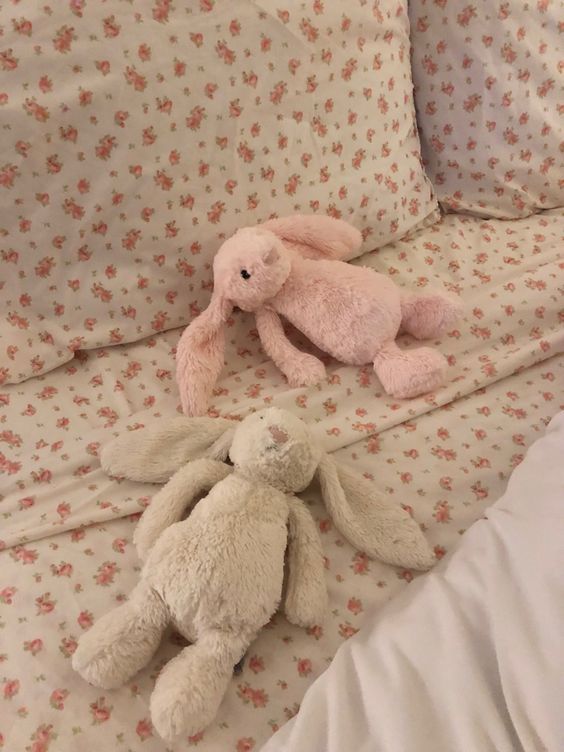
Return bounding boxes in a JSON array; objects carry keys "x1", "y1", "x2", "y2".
[{"x1": 262, "y1": 411, "x2": 564, "y2": 752}]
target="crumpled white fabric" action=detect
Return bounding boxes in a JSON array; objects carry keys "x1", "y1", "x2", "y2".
[{"x1": 261, "y1": 411, "x2": 564, "y2": 752}]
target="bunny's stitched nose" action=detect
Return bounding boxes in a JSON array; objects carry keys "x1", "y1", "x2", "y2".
[{"x1": 268, "y1": 425, "x2": 289, "y2": 445}]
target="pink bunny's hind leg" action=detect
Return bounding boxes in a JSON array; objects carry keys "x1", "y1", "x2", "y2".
[
  {"x1": 400, "y1": 292, "x2": 462, "y2": 340},
  {"x1": 373, "y1": 341, "x2": 447, "y2": 400}
]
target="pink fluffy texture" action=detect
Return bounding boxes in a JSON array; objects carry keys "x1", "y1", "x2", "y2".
[{"x1": 176, "y1": 215, "x2": 461, "y2": 416}]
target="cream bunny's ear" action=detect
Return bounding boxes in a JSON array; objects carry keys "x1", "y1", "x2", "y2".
[
  {"x1": 317, "y1": 455, "x2": 435, "y2": 571},
  {"x1": 175, "y1": 293, "x2": 233, "y2": 416},
  {"x1": 261, "y1": 215, "x2": 362, "y2": 261},
  {"x1": 100, "y1": 416, "x2": 234, "y2": 483}
]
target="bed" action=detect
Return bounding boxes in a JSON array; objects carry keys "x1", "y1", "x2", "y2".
[
  {"x1": 1, "y1": 0, "x2": 563, "y2": 749},
  {"x1": 2, "y1": 210, "x2": 563, "y2": 751}
]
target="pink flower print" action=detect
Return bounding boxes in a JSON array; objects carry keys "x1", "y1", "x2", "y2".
[
  {"x1": 28, "y1": 723, "x2": 56, "y2": 752},
  {"x1": 24, "y1": 638, "x2": 43, "y2": 656},
  {"x1": 77, "y1": 610, "x2": 93, "y2": 630},
  {"x1": 338, "y1": 622, "x2": 359, "y2": 639},
  {"x1": 13, "y1": 17, "x2": 33, "y2": 36},
  {"x1": 351, "y1": 552, "x2": 370, "y2": 575},
  {"x1": 270, "y1": 81, "x2": 287, "y2": 104},
  {"x1": 31, "y1": 466, "x2": 52, "y2": 482},
  {"x1": 16, "y1": 139, "x2": 32, "y2": 158},
  {"x1": 57, "y1": 502, "x2": 71, "y2": 520},
  {"x1": 90, "y1": 697, "x2": 113, "y2": 724},
  {"x1": 153, "y1": 0, "x2": 173, "y2": 23},
  {"x1": 433, "y1": 500, "x2": 452, "y2": 523},
  {"x1": 0, "y1": 586, "x2": 17, "y2": 604},
  {"x1": 59, "y1": 636, "x2": 78, "y2": 657},
  {"x1": 237, "y1": 142, "x2": 254, "y2": 163},
  {"x1": 237, "y1": 740, "x2": 256, "y2": 752},
  {"x1": 136, "y1": 718, "x2": 153, "y2": 740},
  {"x1": 296, "y1": 658, "x2": 312, "y2": 677},
  {"x1": 285, "y1": 174, "x2": 301, "y2": 195},
  {"x1": 62, "y1": 197, "x2": 84, "y2": 220},
  {"x1": 103, "y1": 15, "x2": 121, "y2": 38},
  {"x1": 207, "y1": 201, "x2": 226, "y2": 224},
  {"x1": 49, "y1": 688, "x2": 69, "y2": 710},
  {"x1": 248, "y1": 655, "x2": 264, "y2": 674},
  {"x1": 11, "y1": 546, "x2": 38, "y2": 565},
  {"x1": 341, "y1": 58, "x2": 358, "y2": 81},
  {"x1": 78, "y1": 88, "x2": 93, "y2": 106},
  {"x1": 94, "y1": 561, "x2": 119, "y2": 586},
  {"x1": 95, "y1": 60, "x2": 111, "y2": 78},
  {"x1": 1, "y1": 49, "x2": 19, "y2": 71},
  {"x1": 138, "y1": 43, "x2": 151, "y2": 62},
  {"x1": 58, "y1": 127, "x2": 77, "y2": 146},
  {"x1": 53, "y1": 25, "x2": 75, "y2": 53},
  {"x1": 216, "y1": 40, "x2": 236, "y2": 65},
  {"x1": 243, "y1": 70, "x2": 258, "y2": 87},
  {"x1": 95, "y1": 135, "x2": 117, "y2": 160},
  {"x1": 3, "y1": 678, "x2": 20, "y2": 700},
  {"x1": 124, "y1": 66, "x2": 147, "y2": 92},
  {"x1": 237, "y1": 683, "x2": 269, "y2": 708},
  {"x1": 142, "y1": 126, "x2": 157, "y2": 146},
  {"x1": 347, "y1": 597, "x2": 363, "y2": 615},
  {"x1": 114, "y1": 110, "x2": 129, "y2": 128},
  {"x1": 112, "y1": 538, "x2": 127, "y2": 554},
  {"x1": 35, "y1": 593, "x2": 57, "y2": 615},
  {"x1": 300, "y1": 623, "x2": 322, "y2": 645},
  {"x1": 24, "y1": 98, "x2": 50, "y2": 122},
  {"x1": 0, "y1": 163, "x2": 19, "y2": 188},
  {"x1": 51, "y1": 562, "x2": 73, "y2": 577},
  {"x1": 19, "y1": 496, "x2": 35, "y2": 510},
  {"x1": 154, "y1": 169, "x2": 173, "y2": 190}
]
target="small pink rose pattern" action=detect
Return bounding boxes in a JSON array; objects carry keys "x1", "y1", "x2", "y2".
[
  {"x1": 0, "y1": 0, "x2": 438, "y2": 386},
  {"x1": 409, "y1": 0, "x2": 564, "y2": 218},
  {"x1": 1, "y1": 210, "x2": 563, "y2": 547},
  {"x1": 0, "y1": 360, "x2": 562, "y2": 752}
]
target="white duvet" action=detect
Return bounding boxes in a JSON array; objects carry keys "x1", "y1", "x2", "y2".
[{"x1": 262, "y1": 411, "x2": 564, "y2": 752}]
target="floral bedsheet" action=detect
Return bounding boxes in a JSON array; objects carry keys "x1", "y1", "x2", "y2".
[{"x1": 1, "y1": 211, "x2": 563, "y2": 751}]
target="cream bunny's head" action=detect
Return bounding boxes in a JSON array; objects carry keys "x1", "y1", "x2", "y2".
[{"x1": 229, "y1": 408, "x2": 322, "y2": 492}]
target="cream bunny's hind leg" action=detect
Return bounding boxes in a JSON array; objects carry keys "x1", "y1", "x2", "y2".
[
  {"x1": 373, "y1": 340, "x2": 447, "y2": 399},
  {"x1": 72, "y1": 581, "x2": 169, "y2": 689},
  {"x1": 150, "y1": 629, "x2": 251, "y2": 743}
]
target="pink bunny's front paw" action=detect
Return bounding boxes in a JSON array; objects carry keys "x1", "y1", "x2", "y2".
[{"x1": 284, "y1": 354, "x2": 326, "y2": 388}]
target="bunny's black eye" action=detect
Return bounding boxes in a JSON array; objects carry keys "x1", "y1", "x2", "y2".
[{"x1": 240, "y1": 269, "x2": 251, "y2": 280}]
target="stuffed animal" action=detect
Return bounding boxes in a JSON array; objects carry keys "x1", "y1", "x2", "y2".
[
  {"x1": 72, "y1": 407, "x2": 434, "y2": 742},
  {"x1": 176, "y1": 214, "x2": 461, "y2": 416}
]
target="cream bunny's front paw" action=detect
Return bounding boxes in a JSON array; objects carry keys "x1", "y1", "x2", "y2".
[{"x1": 284, "y1": 353, "x2": 326, "y2": 388}]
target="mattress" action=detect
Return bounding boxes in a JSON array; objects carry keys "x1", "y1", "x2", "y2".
[
  {"x1": 1, "y1": 211, "x2": 563, "y2": 751},
  {"x1": 262, "y1": 410, "x2": 564, "y2": 752}
]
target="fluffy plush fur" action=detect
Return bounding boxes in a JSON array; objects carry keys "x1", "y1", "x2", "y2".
[
  {"x1": 73, "y1": 407, "x2": 434, "y2": 742},
  {"x1": 175, "y1": 214, "x2": 462, "y2": 416}
]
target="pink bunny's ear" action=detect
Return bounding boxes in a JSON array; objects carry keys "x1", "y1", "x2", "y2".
[
  {"x1": 175, "y1": 294, "x2": 233, "y2": 416},
  {"x1": 261, "y1": 214, "x2": 362, "y2": 261}
]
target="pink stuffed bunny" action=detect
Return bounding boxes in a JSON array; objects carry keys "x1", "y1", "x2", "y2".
[{"x1": 176, "y1": 215, "x2": 461, "y2": 416}]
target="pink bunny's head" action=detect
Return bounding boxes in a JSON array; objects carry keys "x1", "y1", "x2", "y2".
[
  {"x1": 213, "y1": 228, "x2": 292, "y2": 312},
  {"x1": 176, "y1": 227, "x2": 292, "y2": 416}
]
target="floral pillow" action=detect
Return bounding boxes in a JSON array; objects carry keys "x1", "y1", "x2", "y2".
[
  {"x1": 409, "y1": 0, "x2": 563, "y2": 218},
  {"x1": 0, "y1": 0, "x2": 438, "y2": 385}
]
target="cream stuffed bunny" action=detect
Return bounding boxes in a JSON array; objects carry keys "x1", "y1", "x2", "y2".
[{"x1": 72, "y1": 408, "x2": 434, "y2": 742}]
